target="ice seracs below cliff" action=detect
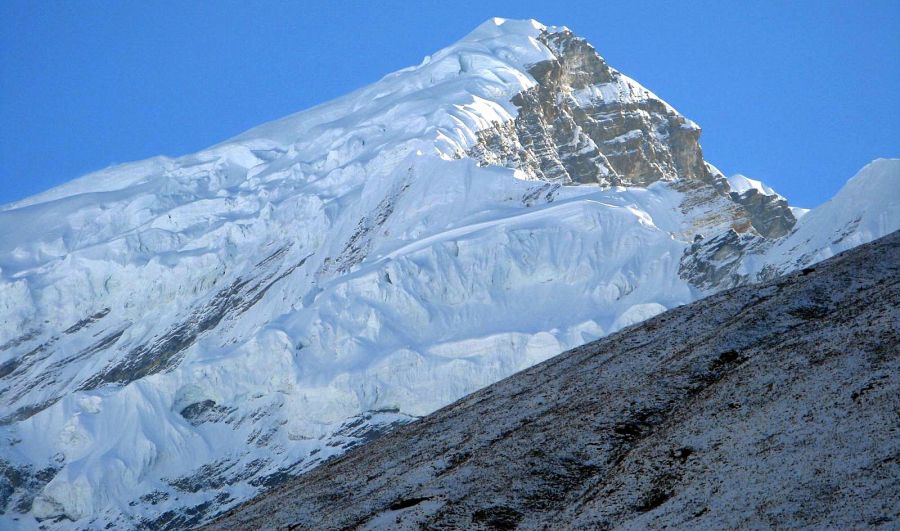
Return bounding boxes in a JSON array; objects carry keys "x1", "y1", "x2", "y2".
[{"x1": 0, "y1": 17, "x2": 898, "y2": 530}]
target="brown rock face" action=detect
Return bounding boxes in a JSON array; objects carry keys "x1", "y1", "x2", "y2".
[
  {"x1": 729, "y1": 188, "x2": 796, "y2": 239},
  {"x1": 468, "y1": 29, "x2": 711, "y2": 187}
]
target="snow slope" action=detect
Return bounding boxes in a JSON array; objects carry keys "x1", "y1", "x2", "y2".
[{"x1": 0, "y1": 18, "x2": 897, "y2": 529}]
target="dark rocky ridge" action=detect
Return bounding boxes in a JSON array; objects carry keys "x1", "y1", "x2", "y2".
[{"x1": 208, "y1": 230, "x2": 899, "y2": 530}]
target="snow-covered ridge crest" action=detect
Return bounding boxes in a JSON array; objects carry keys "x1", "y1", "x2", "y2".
[
  {"x1": 1, "y1": 19, "x2": 548, "y2": 214},
  {"x1": 0, "y1": 18, "x2": 897, "y2": 529},
  {"x1": 728, "y1": 174, "x2": 779, "y2": 197}
]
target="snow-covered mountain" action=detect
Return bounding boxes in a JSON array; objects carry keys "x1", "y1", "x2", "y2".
[{"x1": 0, "y1": 18, "x2": 897, "y2": 529}]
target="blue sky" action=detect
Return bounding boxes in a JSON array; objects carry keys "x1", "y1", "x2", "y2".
[{"x1": 1, "y1": 1, "x2": 898, "y2": 208}]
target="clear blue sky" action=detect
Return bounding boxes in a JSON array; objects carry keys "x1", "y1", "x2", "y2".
[{"x1": 1, "y1": 1, "x2": 898, "y2": 208}]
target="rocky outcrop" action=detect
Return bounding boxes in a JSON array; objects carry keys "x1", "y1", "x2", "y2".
[
  {"x1": 208, "y1": 231, "x2": 900, "y2": 530},
  {"x1": 729, "y1": 187, "x2": 795, "y2": 239},
  {"x1": 468, "y1": 29, "x2": 709, "y2": 187},
  {"x1": 0, "y1": 460, "x2": 59, "y2": 521},
  {"x1": 678, "y1": 229, "x2": 763, "y2": 291},
  {"x1": 466, "y1": 27, "x2": 796, "y2": 249}
]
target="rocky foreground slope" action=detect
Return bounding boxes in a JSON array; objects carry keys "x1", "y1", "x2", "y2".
[{"x1": 211, "y1": 231, "x2": 900, "y2": 530}]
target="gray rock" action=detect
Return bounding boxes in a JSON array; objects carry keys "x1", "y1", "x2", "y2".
[{"x1": 679, "y1": 229, "x2": 765, "y2": 291}]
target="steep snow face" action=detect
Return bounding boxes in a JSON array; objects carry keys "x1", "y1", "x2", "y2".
[
  {"x1": 0, "y1": 18, "x2": 897, "y2": 529},
  {"x1": 759, "y1": 159, "x2": 900, "y2": 274}
]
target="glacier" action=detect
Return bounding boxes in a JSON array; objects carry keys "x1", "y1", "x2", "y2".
[{"x1": 0, "y1": 17, "x2": 897, "y2": 529}]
